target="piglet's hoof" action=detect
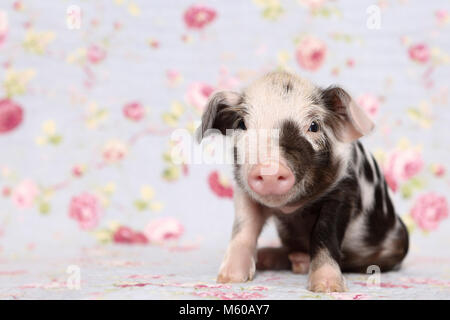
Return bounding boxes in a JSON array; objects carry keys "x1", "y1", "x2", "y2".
[
  {"x1": 217, "y1": 253, "x2": 255, "y2": 283},
  {"x1": 308, "y1": 264, "x2": 347, "y2": 293}
]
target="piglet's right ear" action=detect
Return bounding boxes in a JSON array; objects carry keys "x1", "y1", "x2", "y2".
[
  {"x1": 322, "y1": 86, "x2": 374, "y2": 143},
  {"x1": 195, "y1": 91, "x2": 244, "y2": 143}
]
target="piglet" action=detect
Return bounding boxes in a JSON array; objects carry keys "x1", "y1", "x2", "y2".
[{"x1": 197, "y1": 71, "x2": 409, "y2": 292}]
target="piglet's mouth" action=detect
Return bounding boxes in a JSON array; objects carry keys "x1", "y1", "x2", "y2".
[{"x1": 279, "y1": 203, "x2": 304, "y2": 214}]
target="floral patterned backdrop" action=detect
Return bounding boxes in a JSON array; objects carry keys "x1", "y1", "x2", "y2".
[{"x1": 0, "y1": 0, "x2": 450, "y2": 298}]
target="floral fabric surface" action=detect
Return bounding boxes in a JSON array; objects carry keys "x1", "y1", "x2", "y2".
[{"x1": 0, "y1": 0, "x2": 449, "y2": 299}]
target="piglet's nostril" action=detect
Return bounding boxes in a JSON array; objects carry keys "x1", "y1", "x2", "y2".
[{"x1": 248, "y1": 162, "x2": 295, "y2": 196}]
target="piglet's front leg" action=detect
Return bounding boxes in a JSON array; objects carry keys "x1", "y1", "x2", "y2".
[
  {"x1": 309, "y1": 250, "x2": 346, "y2": 293},
  {"x1": 308, "y1": 202, "x2": 348, "y2": 293},
  {"x1": 217, "y1": 188, "x2": 266, "y2": 283}
]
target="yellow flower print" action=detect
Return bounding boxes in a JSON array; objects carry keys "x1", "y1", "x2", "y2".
[
  {"x1": 162, "y1": 101, "x2": 185, "y2": 127},
  {"x1": 148, "y1": 201, "x2": 163, "y2": 211},
  {"x1": 66, "y1": 47, "x2": 87, "y2": 65},
  {"x1": 114, "y1": 0, "x2": 141, "y2": 16},
  {"x1": 253, "y1": 0, "x2": 284, "y2": 20},
  {"x1": 329, "y1": 32, "x2": 363, "y2": 45},
  {"x1": 127, "y1": 3, "x2": 141, "y2": 16},
  {"x1": 430, "y1": 47, "x2": 450, "y2": 66},
  {"x1": 396, "y1": 138, "x2": 423, "y2": 152},
  {"x1": 103, "y1": 182, "x2": 116, "y2": 195},
  {"x1": 277, "y1": 50, "x2": 291, "y2": 70},
  {"x1": 23, "y1": 29, "x2": 55, "y2": 54},
  {"x1": 140, "y1": 185, "x2": 155, "y2": 201},
  {"x1": 186, "y1": 121, "x2": 198, "y2": 134},
  {"x1": 93, "y1": 229, "x2": 112, "y2": 244},
  {"x1": 95, "y1": 182, "x2": 116, "y2": 207},
  {"x1": 373, "y1": 148, "x2": 386, "y2": 165},
  {"x1": 134, "y1": 185, "x2": 164, "y2": 212},
  {"x1": 0, "y1": 166, "x2": 13, "y2": 179},
  {"x1": 162, "y1": 165, "x2": 181, "y2": 181},
  {"x1": 85, "y1": 101, "x2": 109, "y2": 129},
  {"x1": 108, "y1": 220, "x2": 121, "y2": 231},
  {"x1": 401, "y1": 213, "x2": 416, "y2": 234},
  {"x1": 43, "y1": 120, "x2": 56, "y2": 135},
  {"x1": 407, "y1": 100, "x2": 433, "y2": 129},
  {"x1": 36, "y1": 188, "x2": 54, "y2": 215},
  {"x1": 36, "y1": 120, "x2": 63, "y2": 146},
  {"x1": 3, "y1": 68, "x2": 36, "y2": 98}
]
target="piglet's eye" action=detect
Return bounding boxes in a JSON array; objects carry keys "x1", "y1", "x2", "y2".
[
  {"x1": 308, "y1": 121, "x2": 319, "y2": 132},
  {"x1": 237, "y1": 119, "x2": 247, "y2": 130}
]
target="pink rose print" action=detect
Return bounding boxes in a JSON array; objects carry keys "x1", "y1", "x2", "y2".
[
  {"x1": 148, "y1": 38, "x2": 160, "y2": 49},
  {"x1": 383, "y1": 149, "x2": 424, "y2": 192},
  {"x1": 183, "y1": 6, "x2": 217, "y2": 29},
  {"x1": 2, "y1": 186, "x2": 11, "y2": 197},
  {"x1": 113, "y1": 226, "x2": 148, "y2": 244},
  {"x1": 166, "y1": 69, "x2": 182, "y2": 87},
  {"x1": 123, "y1": 102, "x2": 145, "y2": 121},
  {"x1": 408, "y1": 44, "x2": 430, "y2": 64},
  {"x1": 102, "y1": 140, "x2": 128, "y2": 163},
  {"x1": 13, "y1": 1, "x2": 24, "y2": 11},
  {"x1": 217, "y1": 67, "x2": 240, "y2": 90},
  {"x1": 384, "y1": 173, "x2": 398, "y2": 193},
  {"x1": 208, "y1": 171, "x2": 233, "y2": 199},
  {"x1": 356, "y1": 93, "x2": 380, "y2": 118},
  {"x1": 431, "y1": 164, "x2": 445, "y2": 177},
  {"x1": 0, "y1": 10, "x2": 8, "y2": 46},
  {"x1": 0, "y1": 99, "x2": 23, "y2": 134},
  {"x1": 435, "y1": 10, "x2": 449, "y2": 25},
  {"x1": 193, "y1": 290, "x2": 265, "y2": 300},
  {"x1": 298, "y1": 0, "x2": 326, "y2": 10},
  {"x1": 11, "y1": 179, "x2": 39, "y2": 209},
  {"x1": 411, "y1": 193, "x2": 448, "y2": 231},
  {"x1": 185, "y1": 82, "x2": 215, "y2": 112},
  {"x1": 69, "y1": 193, "x2": 102, "y2": 230},
  {"x1": 346, "y1": 58, "x2": 355, "y2": 68},
  {"x1": 329, "y1": 292, "x2": 370, "y2": 300},
  {"x1": 145, "y1": 217, "x2": 184, "y2": 243},
  {"x1": 72, "y1": 164, "x2": 85, "y2": 177},
  {"x1": 295, "y1": 35, "x2": 327, "y2": 71},
  {"x1": 87, "y1": 45, "x2": 107, "y2": 64}
]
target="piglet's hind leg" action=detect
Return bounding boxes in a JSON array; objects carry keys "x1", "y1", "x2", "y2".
[
  {"x1": 256, "y1": 247, "x2": 291, "y2": 270},
  {"x1": 288, "y1": 252, "x2": 310, "y2": 274}
]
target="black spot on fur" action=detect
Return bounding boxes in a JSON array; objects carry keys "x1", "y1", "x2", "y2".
[
  {"x1": 383, "y1": 180, "x2": 395, "y2": 217},
  {"x1": 284, "y1": 81, "x2": 293, "y2": 94},
  {"x1": 372, "y1": 154, "x2": 382, "y2": 180},
  {"x1": 279, "y1": 120, "x2": 313, "y2": 181},
  {"x1": 271, "y1": 139, "x2": 408, "y2": 274},
  {"x1": 352, "y1": 143, "x2": 358, "y2": 164},
  {"x1": 363, "y1": 157, "x2": 374, "y2": 182},
  {"x1": 364, "y1": 182, "x2": 396, "y2": 247},
  {"x1": 356, "y1": 141, "x2": 365, "y2": 154},
  {"x1": 278, "y1": 120, "x2": 340, "y2": 208}
]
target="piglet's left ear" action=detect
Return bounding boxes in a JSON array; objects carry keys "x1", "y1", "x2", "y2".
[{"x1": 322, "y1": 86, "x2": 375, "y2": 142}]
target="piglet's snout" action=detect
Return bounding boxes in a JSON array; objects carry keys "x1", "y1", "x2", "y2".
[{"x1": 248, "y1": 162, "x2": 295, "y2": 196}]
